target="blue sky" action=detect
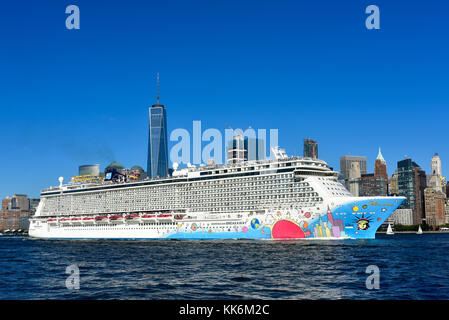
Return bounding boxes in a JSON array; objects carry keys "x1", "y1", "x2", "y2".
[{"x1": 0, "y1": 0, "x2": 448, "y2": 198}]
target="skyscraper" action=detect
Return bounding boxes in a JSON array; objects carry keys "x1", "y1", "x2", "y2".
[
  {"x1": 397, "y1": 158, "x2": 427, "y2": 225},
  {"x1": 374, "y1": 148, "x2": 388, "y2": 180},
  {"x1": 359, "y1": 147, "x2": 388, "y2": 197},
  {"x1": 359, "y1": 174, "x2": 388, "y2": 197},
  {"x1": 244, "y1": 136, "x2": 265, "y2": 161},
  {"x1": 424, "y1": 188, "x2": 446, "y2": 228},
  {"x1": 427, "y1": 153, "x2": 444, "y2": 191},
  {"x1": 431, "y1": 153, "x2": 442, "y2": 176},
  {"x1": 340, "y1": 156, "x2": 367, "y2": 180},
  {"x1": 348, "y1": 162, "x2": 361, "y2": 196},
  {"x1": 227, "y1": 133, "x2": 266, "y2": 163},
  {"x1": 227, "y1": 133, "x2": 246, "y2": 164},
  {"x1": 389, "y1": 170, "x2": 399, "y2": 195},
  {"x1": 147, "y1": 74, "x2": 169, "y2": 178},
  {"x1": 303, "y1": 138, "x2": 318, "y2": 159},
  {"x1": 424, "y1": 153, "x2": 447, "y2": 229},
  {"x1": 340, "y1": 155, "x2": 367, "y2": 190}
]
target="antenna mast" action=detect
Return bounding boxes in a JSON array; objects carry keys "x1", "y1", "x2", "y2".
[{"x1": 157, "y1": 73, "x2": 160, "y2": 105}]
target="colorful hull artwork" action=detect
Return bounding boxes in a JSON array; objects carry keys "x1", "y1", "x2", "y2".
[
  {"x1": 165, "y1": 197, "x2": 406, "y2": 240},
  {"x1": 29, "y1": 197, "x2": 405, "y2": 240}
]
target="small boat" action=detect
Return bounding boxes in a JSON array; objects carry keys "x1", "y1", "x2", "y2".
[
  {"x1": 125, "y1": 214, "x2": 140, "y2": 223},
  {"x1": 109, "y1": 215, "x2": 123, "y2": 222},
  {"x1": 157, "y1": 214, "x2": 173, "y2": 222},
  {"x1": 141, "y1": 214, "x2": 156, "y2": 221},
  {"x1": 417, "y1": 225, "x2": 423, "y2": 235},
  {"x1": 386, "y1": 223, "x2": 394, "y2": 235},
  {"x1": 71, "y1": 217, "x2": 82, "y2": 224},
  {"x1": 82, "y1": 217, "x2": 95, "y2": 223}
]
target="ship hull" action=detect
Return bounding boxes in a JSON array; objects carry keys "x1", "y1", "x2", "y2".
[{"x1": 29, "y1": 197, "x2": 405, "y2": 240}]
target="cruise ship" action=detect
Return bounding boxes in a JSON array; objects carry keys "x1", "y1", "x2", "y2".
[{"x1": 29, "y1": 147, "x2": 405, "y2": 240}]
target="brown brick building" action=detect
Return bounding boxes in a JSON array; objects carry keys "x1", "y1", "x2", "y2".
[
  {"x1": 424, "y1": 188, "x2": 446, "y2": 229},
  {"x1": 374, "y1": 148, "x2": 388, "y2": 180},
  {"x1": 0, "y1": 194, "x2": 33, "y2": 233}
]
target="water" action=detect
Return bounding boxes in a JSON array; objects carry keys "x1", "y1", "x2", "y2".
[{"x1": 1, "y1": 233, "x2": 449, "y2": 300}]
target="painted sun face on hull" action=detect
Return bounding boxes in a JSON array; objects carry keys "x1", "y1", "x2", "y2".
[{"x1": 271, "y1": 220, "x2": 305, "y2": 239}]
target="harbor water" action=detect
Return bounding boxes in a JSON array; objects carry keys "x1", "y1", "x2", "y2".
[{"x1": 1, "y1": 233, "x2": 449, "y2": 300}]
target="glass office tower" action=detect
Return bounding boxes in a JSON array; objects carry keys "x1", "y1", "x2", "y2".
[
  {"x1": 304, "y1": 138, "x2": 318, "y2": 159},
  {"x1": 147, "y1": 104, "x2": 169, "y2": 178}
]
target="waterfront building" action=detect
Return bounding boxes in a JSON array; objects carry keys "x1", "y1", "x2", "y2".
[
  {"x1": 359, "y1": 148, "x2": 388, "y2": 197},
  {"x1": 424, "y1": 188, "x2": 446, "y2": 229},
  {"x1": 427, "y1": 153, "x2": 446, "y2": 193},
  {"x1": 245, "y1": 137, "x2": 265, "y2": 161},
  {"x1": 431, "y1": 153, "x2": 442, "y2": 176},
  {"x1": 147, "y1": 74, "x2": 169, "y2": 178},
  {"x1": 389, "y1": 170, "x2": 399, "y2": 195},
  {"x1": 423, "y1": 154, "x2": 447, "y2": 228},
  {"x1": 374, "y1": 148, "x2": 388, "y2": 180},
  {"x1": 1, "y1": 197, "x2": 11, "y2": 211},
  {"x1": 445, "y1": 201, "x2": 449, "y2": 224},
  {"x1": 0, "y1": 195, "x2": 32, "y2": 232},
  {"x1": 227, "y1": 133, "x2": 246, "y2": 164},
  {"x1": 340, "y1": 155, "x2": 367, "y2": 189},
  {"x1": 359, "y1": 174, "x2": 388, "y2": 197},
  {"x1": 388, "y1": 208, "x2": 414, "y2": 226},
  {"x1": 226, "y1": 134, "x2": 265, "y2": 163},
  {"x1": 348, "y1": 162, "x2": 361, "y2": 196},
  {"x1": 303, "y1": 138, "x2": 318, "y2": 159},
  {"x1": 397, "y1": 158, "x2": 427, "y2": 225},
  {"x1": 3, "y1": 194, "x2": 30, "y2": 211}
]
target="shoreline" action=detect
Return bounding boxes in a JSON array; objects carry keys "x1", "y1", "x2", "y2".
[{"x1": 377, "y1": 231, "x2": 449, "y2": 234}]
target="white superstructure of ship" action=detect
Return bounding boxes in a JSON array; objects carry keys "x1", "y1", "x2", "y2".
[{"x1": 29, "y1": 147, "x2": 405, "y2": 240}]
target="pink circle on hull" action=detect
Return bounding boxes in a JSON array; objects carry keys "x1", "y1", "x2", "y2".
[{"x1": 272, "y1": 220, "x2": 305, "y2": 239}]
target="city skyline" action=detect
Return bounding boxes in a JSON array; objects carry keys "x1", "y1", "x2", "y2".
[{"x1": 1, "y1": 0, "x2": 448, "y2": 198}]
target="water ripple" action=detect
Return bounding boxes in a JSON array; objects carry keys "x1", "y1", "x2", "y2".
[{"x1": 1, "y1": 234, "x2": 449, "y2": 299}]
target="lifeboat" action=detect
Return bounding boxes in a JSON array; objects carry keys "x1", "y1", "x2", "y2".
[
  {"x1": 174, "y1": 214, "x2": 185, "y2": 220},
  {"x1": 109, "y1": 215, "x2": 123, "y2": 223},
  {"x1": 60, "y1": 218, "x2": 70, "y2": 224},
  {"x1": 95, "y1": 216, "x2": 108, "y2": 222},
  {"x1": 125, "y1": 214, "x2": 140, "y2": 223},
  {"x1": 157, "y1": 214, "x2": 173, "y2": 222},
  {"x1": 141, "y1": 214, "x2": 156, "y2": 222},
  {"x1": 71, "y1": 217, "x2": 82, "y2": 224},
  {"x1": 47, "y1": 218, "x2": 58, "y2": 224},
  {"x1": 82, "y1": 217, "x2": 95, "y2": 223}
]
